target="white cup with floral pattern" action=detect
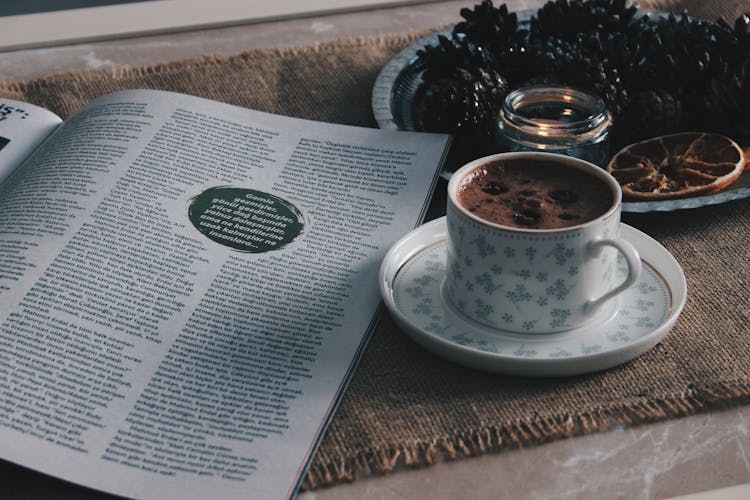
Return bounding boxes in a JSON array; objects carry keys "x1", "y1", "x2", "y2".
[{"x1": 445, "y1": 152, "x2": 641, "y2": 333}]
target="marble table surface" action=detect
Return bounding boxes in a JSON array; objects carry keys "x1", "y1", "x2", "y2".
[{"x1": 2, "y1": 1, "x2": 749, "y2": 498}]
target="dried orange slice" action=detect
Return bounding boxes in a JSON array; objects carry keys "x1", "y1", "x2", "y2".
[{"x1": 607, "y1": 132, "x2": 745, "y2": 200}]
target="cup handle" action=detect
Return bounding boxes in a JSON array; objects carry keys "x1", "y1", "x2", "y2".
[{"x1": 584, "y1": 237, "x2": 641, "y2": 314}]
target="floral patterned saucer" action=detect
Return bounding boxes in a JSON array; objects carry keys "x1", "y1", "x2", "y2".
[{"x1": 380, "y1": 218, "x2": 687, "y2": 377}]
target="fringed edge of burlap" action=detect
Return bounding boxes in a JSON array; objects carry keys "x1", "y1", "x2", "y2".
[
  {"x1": 0, "y1": 28, "x2": 446, "y2": 99},
  {"x1": 301, "y1": 380, "x2": 750, "y2": 491}
]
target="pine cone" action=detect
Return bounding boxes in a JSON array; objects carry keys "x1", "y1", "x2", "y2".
[
  {"x1": 531, "y1": 0, "x2": 637, "y2": 43},
  {"x1": 412, "y1": 2, "x2": 750, "y2": 150},
  {"x1": 453, "y1": 1, "x2": 519, "y2": 46},
  {"x1": 703, "y1": 57, "x2": 750, "y2": 142},
  {"x1": 613, "y1": 90, "x2": 690, "y2": 147},
  {"x1": 712, "y1": 14, "x2": 750, "y2": 65},
  {"x1": 627, "y1": 11, "x2": 715, "y2": 108},
  {"x1": 452, "y1": 2, "x2": 530, "y2": 85},
  {"x1": 524, "y1": 33, "x2": 629, "y2": 117},
  {"x1": 418, "y1": 66, "x2": 509, "y2": 148},
  {"x1": 416, "y1": 35, "x2": 497, "y2": 82}
]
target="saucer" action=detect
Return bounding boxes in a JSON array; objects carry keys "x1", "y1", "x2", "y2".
[{"x1": 379, "y1": 218, "x2": 687, "y2": 377}]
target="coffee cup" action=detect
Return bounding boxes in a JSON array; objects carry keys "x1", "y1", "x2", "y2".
[{"x1": 445, "y1": 151, "x2": 640, "y2": 333}]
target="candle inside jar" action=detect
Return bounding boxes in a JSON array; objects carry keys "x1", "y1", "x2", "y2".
[
  {"x1": 521, "y1": 101, "x2": 595, "y2": 122},
  {"x1": 497, "y1": 86, "x2": 613, "y2": 166}
]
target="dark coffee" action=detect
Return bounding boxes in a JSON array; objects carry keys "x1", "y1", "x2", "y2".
[{"x1": 457, "y1": 158, "x2": 613, "y2": 229}]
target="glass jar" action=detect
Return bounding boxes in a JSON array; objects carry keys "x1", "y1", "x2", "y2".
[{"x1": 497, "y1": 85, "x2": 613, "y2": 166}]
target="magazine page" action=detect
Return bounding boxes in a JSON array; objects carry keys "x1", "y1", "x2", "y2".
[
  {"x1": 0, "y1": 98, "x2": 61, "y2": 185},
  {"x1": 0, "y1": 89, "x2": 449, "y2": 499}
]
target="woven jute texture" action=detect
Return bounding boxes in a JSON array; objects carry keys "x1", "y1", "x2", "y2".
[{"x1": 2, "y1": 0, "x2": 750, "y2": 494}]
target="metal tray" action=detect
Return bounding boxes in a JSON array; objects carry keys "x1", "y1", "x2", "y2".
[{"x1": 371, "y1": 13, "x2": 750, "y2": 213}]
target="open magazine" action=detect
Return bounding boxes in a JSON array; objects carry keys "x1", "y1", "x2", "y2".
[{"x1": 0, "y1": 90, "x2": 450, "y2": 499}]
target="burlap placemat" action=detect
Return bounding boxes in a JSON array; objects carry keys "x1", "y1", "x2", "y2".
[{"x1": 2, "y1": 0, "x2": 750, "y2": 495}]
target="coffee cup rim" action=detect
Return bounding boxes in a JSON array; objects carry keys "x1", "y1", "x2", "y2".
[{"x1": 447, "y1": 151, "x2": 622, "y2": 233}]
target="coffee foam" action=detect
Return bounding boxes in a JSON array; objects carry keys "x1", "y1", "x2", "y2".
[{"x1": 457, "y1": 158, "x2": 613, "y2": 230}]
